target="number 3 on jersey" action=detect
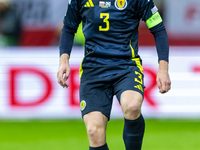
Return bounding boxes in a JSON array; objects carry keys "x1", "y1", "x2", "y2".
[
  {"x1": 135, "y1": 71, "x2": 143, "y2": 84},
  {"x1": 99, "y1": 13, "x2": 109, "y2": 31}
]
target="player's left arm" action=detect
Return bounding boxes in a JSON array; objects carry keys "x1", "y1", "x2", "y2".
[{"x1": 145, "y1": 9, "x2": 171, "y2": 94}]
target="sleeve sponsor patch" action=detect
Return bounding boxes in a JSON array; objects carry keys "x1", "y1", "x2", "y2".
[{"x1": 151, "y1": 6, "x2": 158, "y2": 14}]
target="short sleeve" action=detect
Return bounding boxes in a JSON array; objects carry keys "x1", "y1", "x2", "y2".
[{"x1": 63, "y1": 0, "x2": 82, "y2": 31}]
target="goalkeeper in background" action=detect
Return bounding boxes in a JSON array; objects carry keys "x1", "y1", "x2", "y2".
[{"x1": 57, "y1": 0, "x2": 171, "y2": 149}]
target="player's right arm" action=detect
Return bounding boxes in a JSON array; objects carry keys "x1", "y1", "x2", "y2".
[
  {"x1": 57, "y1": 0, "x2": 81, "y2": 88},
  {"x1": 57, "y1": 53, "x2": 70, "y2": 88}
]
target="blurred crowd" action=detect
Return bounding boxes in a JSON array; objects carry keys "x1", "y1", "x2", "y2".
[
  {"x1": 0, "y1": 0, "x2": 199, "y2": 47},
  {"x1": 0, "y1": 0, "x2": 164, "y2": 47},
  {"x1": 0, "y1": 0, "x2": 21, "y2": 46}
]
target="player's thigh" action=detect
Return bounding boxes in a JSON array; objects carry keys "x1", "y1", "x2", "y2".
[
  {"x1": 113, "y1": 69, "x2": 144, "y2": 118},
  {"x1": 114, "y1": 68, "x2": 145, "y2": 103},
  {"x1": 80, "y1": 78, "x2": 113, "y2": 120}
]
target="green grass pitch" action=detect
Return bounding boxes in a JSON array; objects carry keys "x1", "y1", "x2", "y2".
[{"x1": 0, "y1": 119, "x2": 200, "y2": 150}]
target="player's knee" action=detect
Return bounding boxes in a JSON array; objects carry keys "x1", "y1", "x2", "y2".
[
  {"x1": 123, "y1": 101, "x2": 141, "y2": 119},
  {"x1": 121, "y1": 91, "x2": 143, "y2": 119},
  {"x1": 126, "y1": 101, "x2": 141, "y2": 113},
  {"x1": 86, "y1": 125, "x2": 98, "y2": 138},
  {"x1": 83, "y1": 111, "x2": 107, "y2": 141}
]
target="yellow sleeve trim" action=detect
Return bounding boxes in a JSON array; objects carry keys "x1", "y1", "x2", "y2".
[{"x1": 146, "y1": 12, "x2": 163, "y2": 29}]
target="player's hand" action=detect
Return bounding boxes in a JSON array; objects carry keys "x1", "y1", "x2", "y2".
[
  {"x1": 157, "y1": 60, "x2": 171, "y2": 94},
  {"x1": 57, "y1": 54, "x2": 70, "y2": 88}
]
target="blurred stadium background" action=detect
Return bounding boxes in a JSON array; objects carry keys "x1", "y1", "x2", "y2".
[{"x1": 1, "y1": 0, "x2": 200, "y2": 149}]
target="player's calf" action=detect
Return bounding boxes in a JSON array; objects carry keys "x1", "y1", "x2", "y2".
[{"x1": 123, "y1": 115, "x2": 145, "y2": 150}]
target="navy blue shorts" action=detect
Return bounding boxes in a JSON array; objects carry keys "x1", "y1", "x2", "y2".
[{"x1": 79, "y1": 67, "x2": 145, "y2": 120}]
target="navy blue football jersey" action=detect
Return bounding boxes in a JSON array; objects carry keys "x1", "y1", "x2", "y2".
[{"x1": 64, "y1": 0, "x2": 158, "y2": 77}]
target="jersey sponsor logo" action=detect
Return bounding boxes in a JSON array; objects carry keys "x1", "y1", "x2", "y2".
[
  {"x1": 151, "y1": 6, "x2": 158, "y2": 14},
  {"x1": 80, "y1": 100, "x2": 87, "y2": 111},
  {"x1": 99, "y1": 1, "x2": 111, "y2": 8},
  {"x1": 84, "y1": 0, "x2": 94, "y2": 7},
  {"x1": 114, "y1": 0, "x2": 127, "y2": 10}
]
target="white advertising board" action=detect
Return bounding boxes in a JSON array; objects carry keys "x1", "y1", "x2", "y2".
[
  {"x1": 1, "y1": 46, "x2": 200, "y2": 119},
  {"x1": 165, "y1": 0, "x2": 200, "y2": 37}
]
